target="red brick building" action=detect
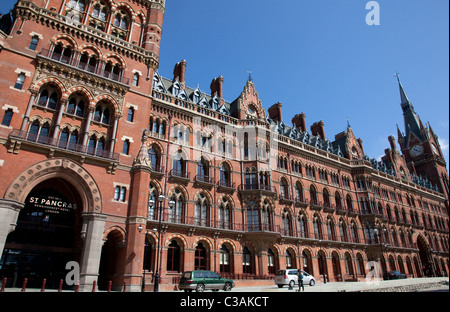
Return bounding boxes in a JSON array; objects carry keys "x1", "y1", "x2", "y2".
[{"x1": 0, "y1": 0, "x2": 448, "y2": 292}]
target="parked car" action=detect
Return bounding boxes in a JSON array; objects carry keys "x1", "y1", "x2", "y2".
[
  {"x1": 179, "y1": 270, "x2": 235, "y2": 292},
  {"x1": 383, "y1": 271, "x2": 407, "y2": 280},
  {"x1": 275, "y1": 269, "x2": 316, "y2": 288}
]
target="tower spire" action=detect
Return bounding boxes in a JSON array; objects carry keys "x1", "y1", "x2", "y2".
[
  {"x1": 395, "y1": 73, "x2": 423, "y2": 144},
  {"x1": 396, "y1": 73, "x2": 412, "y2": 107}
]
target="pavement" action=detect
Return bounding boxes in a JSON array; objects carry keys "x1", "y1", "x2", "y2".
[
  {"x1": 1, "y1": 277, "x2": 448, "y2": 293},
  {"x1": 229, "y1": 277, "x2": 449, "y2": 293}
]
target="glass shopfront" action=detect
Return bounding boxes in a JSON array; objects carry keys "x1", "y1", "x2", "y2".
[{"x1": 0, "y1": 178, "x2": 82, "y2": 289}]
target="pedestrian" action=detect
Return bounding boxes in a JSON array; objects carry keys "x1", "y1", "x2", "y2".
[{"x1": 298, "y1": 271, "x2": 304, "y2": 292}]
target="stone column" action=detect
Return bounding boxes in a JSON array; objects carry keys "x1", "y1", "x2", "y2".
[
  {"x1": 0, "y1": 199, "x2": 24, "y2": 260},
  {"x1": 79, "y1": 212, "x2": 108, "y2": 292}
]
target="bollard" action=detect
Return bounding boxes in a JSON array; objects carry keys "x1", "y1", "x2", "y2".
[
  {"x1": 123, "y1": 282, "x2": 127, "y2": 292},
  {"x1": 92, "y1": 280, "x2": 96, "y2": 292},
  {"x1": 108, "y1": 280, "x2": 112, "y2": 292},
  {"x1": 75, "y1": 280, "x2": 80, "y2": 293},
  {"x1": 58, "y1": 279, "x2": 64, "y2": 292},
  {"x1": 21, "y1": 278, "x2": 28, "y2": 292},
  {"x1": 1, "y1": 278, "x2": 7, "y2": 292},
  {"x1": 41, "y1": 279, "x2": 47, "y2": 292}
]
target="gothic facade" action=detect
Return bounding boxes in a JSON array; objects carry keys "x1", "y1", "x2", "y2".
[{"x1": 0, "y1": 0, "x2": 448, "y2": 292}]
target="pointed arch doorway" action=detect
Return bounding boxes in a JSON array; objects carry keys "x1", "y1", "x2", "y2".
[{"x1": 417, "y1": 235, "x2": 433, "y2": 277}]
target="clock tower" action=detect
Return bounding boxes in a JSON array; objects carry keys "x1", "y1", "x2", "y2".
[{"x1": 396, "y1": 76, "x2": 449, "y2": 205}]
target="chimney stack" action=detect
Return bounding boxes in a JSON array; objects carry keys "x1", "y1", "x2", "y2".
[
  {"x1": 173, "y1": 59, "x2": 187, "y2": 84},
  {"x1": 292, "y1": 113, "x2": 307, "y2": 132},
  {"x1": 268, "y1": 102, "x2": 283, "y2": 122},
  {"x1": 210, "y1": 76, "x2": 224, "y2": 98},
  {"x1": 311, "y1": 121, "x2": 326, "y2": 140}
]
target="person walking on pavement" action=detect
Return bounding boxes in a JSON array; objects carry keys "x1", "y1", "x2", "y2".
[{"x1": 298, "y1": 271, "x2": 304, "y2": 292}]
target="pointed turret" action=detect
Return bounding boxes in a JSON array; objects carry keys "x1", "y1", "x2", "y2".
[{"x1": 396, "y1": 74, "x2": 423, "y2": 145}]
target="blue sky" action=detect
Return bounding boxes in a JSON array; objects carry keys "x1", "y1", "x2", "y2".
[{"x1": 2, "y1": 0, "x2": 449, "y2": 169}]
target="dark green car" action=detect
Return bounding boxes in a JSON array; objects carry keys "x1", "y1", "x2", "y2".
[{"x1": 179, "y1": 270, "x2": 235, "y2": 292}]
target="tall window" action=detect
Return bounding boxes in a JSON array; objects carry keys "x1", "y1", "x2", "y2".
[
  {"x1": 14, "y1": 73, "x2": 26, "y2": 90},
  {"x1": 37, "y1": 88, "x2": 59, "y2": 110},
  {"x1": 195, "y1": 193, "x2": 209, "y2": 226},
  {"x1": 313, "y1": 216, "x2": 322, "y2": 240},
  {"x1": 167, "y1": 240, "x2": 181, "y2": 273},
  {"x1": 1, "y1": 109, "x2": 13, "y2": 127},
  {"x1": 133, "y1": 73, "x2": 140, "y2": 87},
  {"x1": 219, "y1": 163, "x2": 231, "y2": 187},
  {"x1": 218, "y1": 197, "x2": 231, "y2": 229},
  {"x1": 94, "y1": 102, "x2": 111, "y2": 125},
  {"x1": 298, "y1": 214, "x2": 308, "y2": 238},
  {"x1": 66, "y1": 94, "x2": 86, "y2": 117},
  {"x1": 29, "y1": 35, "x2": 39, "y2": 51},
  {"x1": 194, "y1": 243, "x2": 207, "y2": 271},
  {"x1": 246, "y1": 200, "x2": 259, "y2": 231},
  {"x1": 122, "y1": 139, "x2": 130, "y2": 155},
  {"x1": 169, "y1": 188, "x2": 184, "y2": 223},
  {"x1": 148, "y1": 145, "x2": 160, "y2": 171},
  {"x1": 242, "y1": 247, "x2": 252, "y2": 274},
  {"x1": 220, "y1": 245, "x2": 230, "y2": 273},
  {"x1": 267, "y1": 249, "x2": 275, "y2": 274}
]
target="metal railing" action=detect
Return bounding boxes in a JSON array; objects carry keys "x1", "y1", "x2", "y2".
[{"x1": 9, "y1": 130, "x2": 120, "y2": 161}]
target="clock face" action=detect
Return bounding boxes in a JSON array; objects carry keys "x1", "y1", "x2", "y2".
[{"x1": 410, "y1": 145, "x2": 424, "y2": 157}]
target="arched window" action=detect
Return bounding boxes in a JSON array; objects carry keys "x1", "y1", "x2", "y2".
[
  {"x1": 68, "y1": 130, "x2": 79, "y2": 150},
  {"x1": 66, "y1": 94, "x2": 86, "y2": 117},
  {"x1": 344, "y1": 253, "x2": 354, "y2": 276},
  {"x1": 169, "y1": 188, "x2": 184, "y2": 224},
  {"x1": 93, "y1": 102, "x2": 111, "y2": 125},
  {"x1": 313, "y1": 216, "x2": 322, "y2": 240},
  {"x1": 112, "y1": 10, "x2": 130, "y2": 40},
  {"x1": 323, "y1": 188, "x2": 330, "y2": 208},
  {"x1": 286, "y1": 250, "x2": 295, "y2": 269},
  {"x1": 220, "y1": 245, "x2": 231, "y2": 274},
  {"x1": 38, "y1": 122, "x2": 51, "y2": 143},
  {"x1": 267, "y1": 249, "x2": 276, "y2": 274},
  {"x1": 197, "y1": 157, "x2": 209, "y2": 179},
  {"x1": 350, "y1": 221, "x2": 359, "y2": 243},
  {"x1": 326, "y1": 217, "x2": 335, "y2": 241},
  {"x1": 295, "y1": 182, "x2": 304, "y2": 202},
  {"x1": 147, "y1": 184, "x2": 158, "y2": 221},
  {"x1": 167, "y1": 240, "x2": 181, "y2": 273},
  {"x1": 282, "y1": 209, "x2": 291, "y2": 236},
  {"x1": 297, "y1": 214, "x2": 308, "y2": 238},
  {"x1": 246, "y1": 200, "x2": 259, "y2": 232},
  {"x1": 195, "y1": 193, "x2": 209, "y2": 226},
  {"x1": 339, "y1": 220, "x2": 348, "y2": 242},
  {"x1": 218, "y1": 197, "x2": 231, "y2": 229},
  {"x1": 172, "y1": 156, "x2": 186, "y2": 176},
  {"x1": 280, "y1": 178, "x2": 289, "y2": 199},
  {"x1": 310, "y1": 185, "x2": 318, "y2": 205},
  {"x1": 37, "y1": 88, "x2": 59, "y2": 110},
  {"x1": 242, "y1": 247, "x2": 252, "y2": 274},
  {"x1": 335, "y1": 191, "x2": 342, "y2": 209},
  {"x1": 148, "y1": 145, "x2": 161, "y2": 171},
  {"x1": 195, "y1": 243, "x2": 207, "y2": 271},
  {"x1": 262, "y1": 200, "x2": 272, "y2": 231},
  {"x1": 219, "y1": 163, "x2": 231, "y2": 187},
  {"x1": 346, "y1": 195, "x2": 354, "y2": 212},
  {"x1": 59, "y1": 128, "x2": 70, "y2": 149}
]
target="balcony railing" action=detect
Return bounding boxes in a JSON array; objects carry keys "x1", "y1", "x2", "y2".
[
  {"x1": 9, "y1": 130, "x2": 120, "y2": 161},
  {"x1": 39, "y1": 49, "x2": 130, "y2": 85},
  {"x1": 169, "y1": 169, "x2": 190, "y2": 179},
  {"x1": 239, "y1": 183, "x2": 277, "y2": 194}
]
